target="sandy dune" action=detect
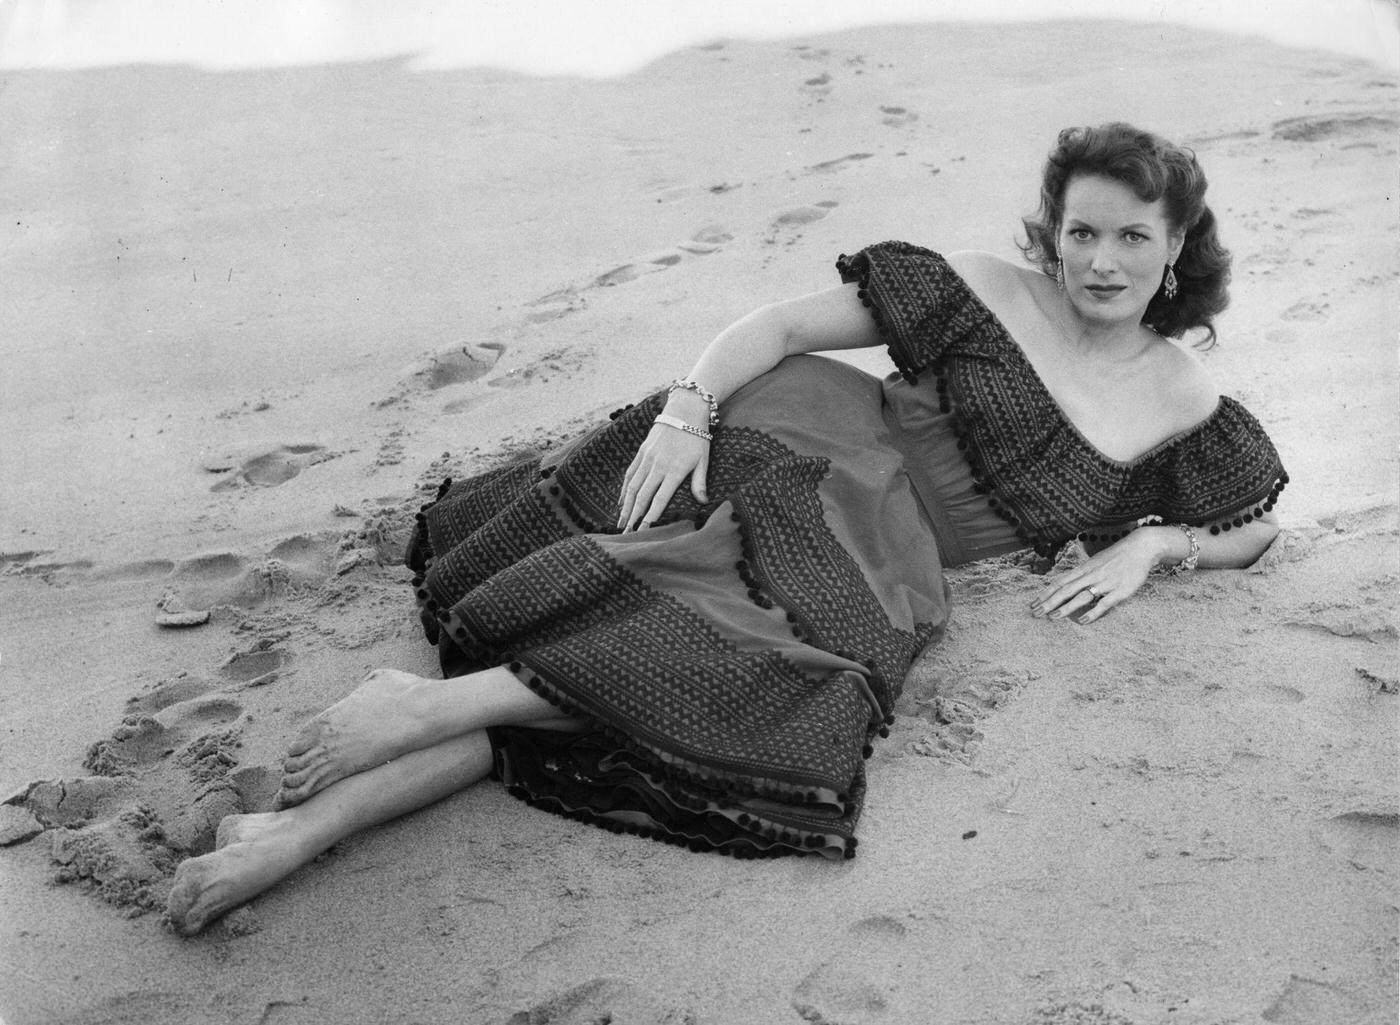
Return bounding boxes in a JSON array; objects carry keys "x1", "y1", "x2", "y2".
[{"x1": 1, "y1": 19, "x2": 1396, "y2": 1025}]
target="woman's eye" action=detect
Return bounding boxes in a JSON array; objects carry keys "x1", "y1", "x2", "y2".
[{"x1": 1124, "y1": 232, "x2": 1147, "y2": 243}]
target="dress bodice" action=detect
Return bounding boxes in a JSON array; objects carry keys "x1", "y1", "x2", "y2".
[
  {"x1": 880, "y1": 386, "x2": 1023, "y2": 567},
  {"x1": 841, "y1": 241, "x2": 1289, "y2": 560}
]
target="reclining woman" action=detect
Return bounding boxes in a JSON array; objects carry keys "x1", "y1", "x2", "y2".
[{"x1": 167, "y1": 122, "x2": 1286, "y2": 935}]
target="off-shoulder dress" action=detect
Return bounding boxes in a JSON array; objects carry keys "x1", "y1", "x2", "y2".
[{"x1": 404, "y1": 241, "x2": 1287, "y2": 860}]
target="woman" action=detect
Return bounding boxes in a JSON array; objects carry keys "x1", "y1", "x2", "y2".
[{"x1": 167, "y1": 123, "x2": 1285, "y2": 935}]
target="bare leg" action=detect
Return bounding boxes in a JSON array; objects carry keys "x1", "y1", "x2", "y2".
[
  {"x1": 278, "y1": 665, "x2": 572, "y2": 807},
  {"x1": 168, "y1": 730, "x2": 493, "y2": 936}
]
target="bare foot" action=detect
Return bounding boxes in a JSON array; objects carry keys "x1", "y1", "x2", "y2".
[
  {"x1": 166, "y1": 812, "x2": 307, "y2": 936},
  {"x1": 277, "y1": 668, "x2": 441, "y2": 807}
]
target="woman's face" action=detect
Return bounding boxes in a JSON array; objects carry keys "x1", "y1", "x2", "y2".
[{"x1": 1057, "y1": 173, "x2": 1183, "y2": 332}]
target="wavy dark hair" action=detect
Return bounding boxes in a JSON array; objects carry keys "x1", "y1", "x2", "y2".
[{"x1": 1019, "y1": 123, "x2": 1231, "y2": 346}]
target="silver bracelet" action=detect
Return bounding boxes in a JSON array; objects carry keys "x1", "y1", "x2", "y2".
[
  {"x1": 1166, "y1": 523, "x2": 1200, "y2": 574},
  {"x1": 654, "y1": 412, "x2": 713, "y2": 442},
  {"x1": 668, "y1": 378, "x2": 720, "y2": 428}
]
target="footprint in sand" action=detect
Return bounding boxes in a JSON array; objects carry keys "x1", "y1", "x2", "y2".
[
  {"x1": 127, "y1": 673, "x2": 218, "y2": 715},
  {"x1": 83, "y1": 696, "x2": 246, "y2": 778},
  {"x1": 526, "y1": 288, "x2": 585, "y2": 324},
  {"x1": 1259, "y1": 973, "x2": 1370, "y2": 1025},
  {"x1": 791, "y1": 915, "x2": 907, "y2": 1024},
  {"x1": 593, "y1": 252, "x2": 682, "y2": 287},
  {"x1": 1291, "y1": 206, "x2": 1336, "y2": 224},
  {"x1": 678, "y1": 224, "x2": 733, "y2": 255},
  {"x1": 442, "y1": 394, "x2": 501, "y2": 415},
  {"x1": 532, "y1": 225, "x2": 734, "y2": 310},
  {"x1": 90, "y1": 558, "x2": 177, "y2": 583},
  {"x1": 1, "y1": 791, "x2": 166, "y2": 910},
  {"x1": 397, "y1": 341, "x2": 505, "y2": 391},
  {"x1": 207, "y1": 444, "x2": 337, "y2": 492},
  {"x1": 1355, "y1": 665, "x2": 1399, "y2": 695},
  {"x1": 879, "y1": 105, "x2": 918, "y2": 128},
  {"x1": 801, "y1": 70, "x2": 834, "y2": 99},
  {"x1": 221, "y1": 643, "x2": 291, "y2": 689},
  {"x1": 4, "y1": 554, "x2": 95, "y2": 584},
  {"x1": 3, "y1": 776, "x2": 132, "y2": 834},
  {"x1": 5, "y1": 638, "x2": 293, "y2": 914},
  {"x1": 1, "y1": 549, "x2": 51, "y2": 570},
  {"x1": 1186, "y1": 128, "x2": 1262, "y2": 146},
  {"x1": 807, "y1": 153, "x2": 873, "y2": 174},
  {"x1": 3, "y1": 770, "x2": 213, "y2": 917},
  {"x1": 904, "y1": 661, "x2": 1032, "y2": 762},
  {"x1": 1261, "y1": 684, "x2": 1306, "y2": 704},
  {"x1": 1283, "y1": 607, "x2": 1398, "y2": 644},
  {"x1": 506, "y1": 977, "x2": 694, "y2": 1025},
  {"x1": 30, "y1": 775, "x2": 242, "y2": 913},
  {"x1": 374, "y1": 342, "x2": 507, "y2": 408},
  {"x1": 48, "y1": 806, "x2": 180, "y2": 912},
  {"x1": 164, "y1": 536, "x2": 339, "y2": 611},
  {"x1": 775, "y1": 203, "x2": 838, "y2": 227},
  {"x1": 1271, "y1": 112, "x2": 1399, "y2": 144},
  {"x1": 764, "y1": 203, "x2": 839, "y2": 249},
  {"x1": 1281, "y1": 299, "x2": 1330, "y2": 322},
  {"x1": 1315, "y1": 810, "x2": 1399, "y2": 873}
]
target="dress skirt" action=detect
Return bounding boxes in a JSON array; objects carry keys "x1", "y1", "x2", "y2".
[{"x1": 405, "y1": 355, "x2": 951, "y2": 859}]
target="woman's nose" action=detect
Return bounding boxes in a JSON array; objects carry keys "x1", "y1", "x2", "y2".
[{"x1": 1090, "y1": 245, "x2": 1117, "y2": 275}]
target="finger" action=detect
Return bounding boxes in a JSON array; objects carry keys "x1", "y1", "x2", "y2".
[
  {"x1": 1073, "y1": 591, "x2": 1118, "y2": 624},
  {"x1": 1032, "y1": 577, "x2": 1088, "y2": 617},
  {"x1": 624, "y1": 469, "x2": 666, "y2": 532},
  {"x1": 1034, "y1": 576, "x2": 1075, "y2": 608},
  {"x1": 691, "y1": 450, "x2": 710, "y2": 503},
  {"x1": 639, "y1": 475, "x2": 683, "y2": 531},
  {"x1": 1034, "y1": 569, "x2": 1088, "y2": 606},
  {"x1": 618, "y1": 449, "x2": 655, "y2": 529},
  {"x1": 1051, "y1": 586, "x2": 1103, "y2": 621},
  {"x1": 617, "y1": 481, "x2": 637, "y2": 531}
]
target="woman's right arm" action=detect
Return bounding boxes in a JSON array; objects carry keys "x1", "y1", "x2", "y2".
[{"x1": 617, "y1": 282, "x2": 882, "y2": 531}]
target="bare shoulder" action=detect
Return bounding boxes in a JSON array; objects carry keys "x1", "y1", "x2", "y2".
[
  {"x1": 1145, "y1": 335, "x2": 1222, "y2": 428},
  {"x1": 944, "y1": 250, "x2": 1057, "y2": 325},
  {"x1": 945, "y1": 250, "x2": 1044, "y2": 300}
]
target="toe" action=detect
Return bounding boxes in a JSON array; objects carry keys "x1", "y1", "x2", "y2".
[
  {"x1": 280, "y1": 747, "x2": 321, "y2": 777},
  {"x1": 275, "y1": 781, "x2": 313, "y2": 809},
  {"x1": 279, "y1": 760, "x2": 322, "y2": 792},
  {"x1": 166, "y1": 862, "x2": 213, "y2": 936},
  {"x1": 283, "y1": 724, "x2": 321, "y2": 759},
  {"x1": 276, "y1": 764, "x2": 331, "y2": 808}
]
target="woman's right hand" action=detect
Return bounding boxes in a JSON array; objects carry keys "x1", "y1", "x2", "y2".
[{"x1": 617, "y1": 421, "x2": 711, "y2": 532}]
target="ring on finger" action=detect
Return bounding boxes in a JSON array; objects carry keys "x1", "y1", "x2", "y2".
[{"x1": 1084, "y1": 586, "x2": 1101, "y2": 600}]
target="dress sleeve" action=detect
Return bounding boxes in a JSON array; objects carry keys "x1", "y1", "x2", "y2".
[
  {"x1": 1113, "y1": 397, "x2": 1289, "y2": 538},
  {"x1": 836, "y1": 241, "x2": 1006, "y2": 384}
]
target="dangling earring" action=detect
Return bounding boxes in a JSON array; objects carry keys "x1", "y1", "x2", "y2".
[
  {"x1": 1056, "y1": 256, "x2": 1065, "y2": 290},
  {"x1": 1163, "y1": 264, "x2": 1179, "y2": 300}
]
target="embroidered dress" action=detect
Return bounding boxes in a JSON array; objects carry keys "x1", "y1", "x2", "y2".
[{"x1": 404, "y1": 241, "x2": 1287, "y2": 860}]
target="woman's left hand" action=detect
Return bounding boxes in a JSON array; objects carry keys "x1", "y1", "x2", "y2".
[{"x1": 1031, "y1": 530, "x2": 1163, "y2": 624}]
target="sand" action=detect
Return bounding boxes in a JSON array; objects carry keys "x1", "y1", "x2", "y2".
[{"x1": 1, "y1": 18, "x2": 1396, "y2": 1025}]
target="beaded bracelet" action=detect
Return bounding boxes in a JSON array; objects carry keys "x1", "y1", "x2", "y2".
[
  {"x1": 1165, "y1": 523, "x2": 1200, "y2": 574},
  {"x1": 1135, "y1": 516, "x2": 1200, "y2": 575},
  {"x1": 654, "y1": 412, "x2": 713, "y2": 442},
  {"x1": 668, "y1": 378, "x2": 720, "y2": 429}
]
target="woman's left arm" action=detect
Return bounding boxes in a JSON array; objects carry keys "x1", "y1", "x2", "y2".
[{"x1": 1033, "y1": 512, "x2": 1280, "y2": 624}]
